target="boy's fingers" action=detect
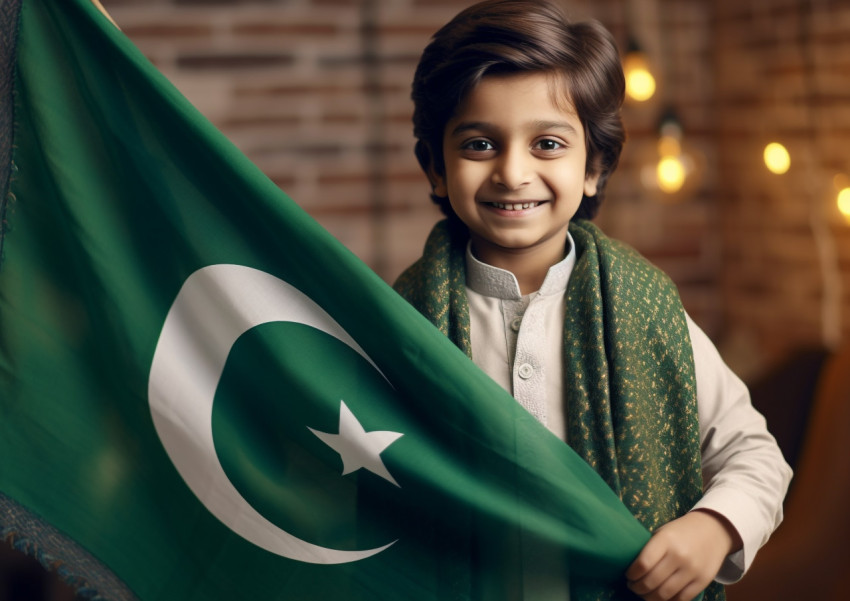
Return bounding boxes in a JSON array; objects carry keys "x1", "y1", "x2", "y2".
[
  {"x1": 625, "y1": 534, "x2": 667, "y2": 581},
  {"x1": 628, "y1": 568, "x2": 698, "y2": 601},
  {"x1": 627, "y1": 554, "x2": 675, "y2": 595}
]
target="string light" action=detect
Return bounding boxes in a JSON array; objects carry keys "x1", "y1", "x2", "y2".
[
  {"x1": 764, "y1": 142, "x2": 791, "y2": 174},
  {"x1": 640, "y1": 111, "x2": 699, "y2": 198},
  {"x1": 838, "y1": 188, "x2": 850, "y2": 219},
  {"x1": 836, "y1": 174, "x2": 850, "y2": 222},
  {"x1": 657, "y1": 156, "x2": 686, "y2": 194},
  {"x1": 623, "y1": 40, "x2": 656, "y2": 102},
  {"x1": 655, "y1": 112, "x2": 687, "y2": 195},
  {"x1": 624, "y1": 55, "x2": 656, "y2": 102}
]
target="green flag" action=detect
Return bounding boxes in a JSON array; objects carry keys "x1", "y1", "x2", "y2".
[{"x1": 0, "y1": 0, "x2": 650, "y2": 599}]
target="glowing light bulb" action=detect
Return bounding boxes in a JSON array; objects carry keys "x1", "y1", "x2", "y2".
[
  {"x1": 624, "y1": 53, "x2": 656, "y2": 102},
  {"x1": 657, "y1": 135, "x2": 681, "y2": 158},
  {"x1": 657, "y1": 155, "x2": 686, "y2": 193},
  {"x1": 627, "y1": 69, "x2": 656, "y2": 102},
  {"x1": 764, "y1": 142, "x2": 790, "y2": 174},
  {"x1": 838, "y1": 187, "x2": 850, "y2": 219}
]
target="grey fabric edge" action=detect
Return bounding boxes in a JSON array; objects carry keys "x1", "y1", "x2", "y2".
[{"x1": 1, "y1": 492, "x2": 139, "y2": 601}]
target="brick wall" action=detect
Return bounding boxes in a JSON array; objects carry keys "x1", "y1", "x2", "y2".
[
  {"x1": 102, "y1": 0, "x2": 850, "y2": 378},
  {"x1": 713, "y1": 0, "x2": 850, "y2": 373}
]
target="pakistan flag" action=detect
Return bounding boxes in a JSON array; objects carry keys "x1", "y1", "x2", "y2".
[{"x1": 0, "y1": 0, "x2": 650, "y2": 599}]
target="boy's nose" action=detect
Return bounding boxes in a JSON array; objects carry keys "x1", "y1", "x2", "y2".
[{"x1": 491, "y1": 148, "x2": 532, "y2": 190}]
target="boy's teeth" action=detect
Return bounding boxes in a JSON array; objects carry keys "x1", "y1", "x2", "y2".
[{"x1": 491, "y1": 202, "x2": 539, "y2": 210}]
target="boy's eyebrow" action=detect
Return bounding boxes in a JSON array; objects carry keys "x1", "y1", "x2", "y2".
[
  {"x1": 533, "y1": 120, "x2": 580, "y2": 135},
  {"x1": 448, "y1": 121, "x2": 492, "y2": 137},
  {"x1": 449, "y1": 120, "x2": 580, "y2": 137}
]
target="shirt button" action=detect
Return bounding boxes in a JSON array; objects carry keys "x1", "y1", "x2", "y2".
[
  {"x1": 517, "y1": 363, "x2": 534, "y2": 379},
  {"x1": 510, "y1": 316, "x2": 523, "y2": 332}
]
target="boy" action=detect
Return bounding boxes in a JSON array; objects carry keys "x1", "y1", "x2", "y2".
[{"x1": 394, "y1": 1, "x2": 792, "y2": 600}]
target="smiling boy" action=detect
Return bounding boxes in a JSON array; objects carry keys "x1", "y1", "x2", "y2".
[
  {"x1": 436, "y1": 72, "x2": 596, "y2": 295},
  {"x1": 394, "y1": 1, "x2": 791, "y2": 601}
]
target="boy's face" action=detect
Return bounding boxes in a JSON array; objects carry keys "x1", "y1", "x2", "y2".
[{"x1": 432, "y1": 72, "x2": 599, "y2": 266}]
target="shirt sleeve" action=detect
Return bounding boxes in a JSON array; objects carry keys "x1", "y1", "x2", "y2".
[{"x1": 686, "y1": 315, "x2": 793, "y2": 584}]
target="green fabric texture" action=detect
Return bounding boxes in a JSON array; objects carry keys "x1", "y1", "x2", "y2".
[
  {"x1": 2, "y1": 1, "x2": 667, "y2": 599},
  {"x1": 395, "y1": 219, "x2": 724, "y2": 601}
]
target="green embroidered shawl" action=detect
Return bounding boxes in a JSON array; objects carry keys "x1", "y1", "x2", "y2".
[{"x1": 394, "y1": 219, "x2": 724, "y2": 601}]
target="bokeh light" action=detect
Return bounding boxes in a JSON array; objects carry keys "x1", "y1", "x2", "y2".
[
  {"x1": 764, "y1": 142, "x2": 791, "y2": 174},
  {"x1": 624, "y1": 53, "x2": 656, "y2": 102},
  {"x1": 838, "y1": 187, "x2": 850, "y2": 220},
  {"x1": 657, "y1": 156, "x2": 686, "y2": 194}
]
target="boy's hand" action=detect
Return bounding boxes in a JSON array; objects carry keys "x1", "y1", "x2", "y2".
[{"x1": 625, "y1": 509, "x2": 742, "y2": 601}]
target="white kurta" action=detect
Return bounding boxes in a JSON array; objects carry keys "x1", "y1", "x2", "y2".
[{"x1": 465, "y1": 235, "x2": 792, "y2": 584}]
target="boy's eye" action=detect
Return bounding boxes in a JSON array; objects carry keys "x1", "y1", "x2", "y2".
[
  {"x1": 534, "y1": 138, "x2": 564, "y2": 151},
  {"x1": 462, "y1": 139, "x2": 495, "y2": 152}
]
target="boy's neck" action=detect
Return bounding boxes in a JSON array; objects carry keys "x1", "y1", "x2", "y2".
[{"x1": 469, "y1": 233, "x2": 568, "y2": 295}]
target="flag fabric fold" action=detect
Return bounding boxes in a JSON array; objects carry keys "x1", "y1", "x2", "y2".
[{"x1": 0, "y1": 0, "x2": 651, "y2": 599}]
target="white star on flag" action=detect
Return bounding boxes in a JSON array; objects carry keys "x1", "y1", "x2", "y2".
[{"x1": 309, "y1": 401, "x2": 404, "y2": 487}]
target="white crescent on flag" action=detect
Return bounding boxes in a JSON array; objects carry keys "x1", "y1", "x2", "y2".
[{"x1": 147, "y1": 264, "x2": 397, "y2": 564}]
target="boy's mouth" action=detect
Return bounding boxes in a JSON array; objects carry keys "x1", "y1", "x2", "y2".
[{"x1": 486, "y1": 201, "x2": 542, "y2": 211}]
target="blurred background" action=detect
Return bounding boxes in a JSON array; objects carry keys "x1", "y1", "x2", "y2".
[
  {"x1": 3, "y1": 0, "x2": 848, "y2": 599},
  {"x1": 97, "y1": 0, "x2": 850, "y2": 378}
]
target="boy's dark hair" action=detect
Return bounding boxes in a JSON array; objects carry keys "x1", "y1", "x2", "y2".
[{"x1": 411, "y1": 0, "x2": 625, "y2": 221}]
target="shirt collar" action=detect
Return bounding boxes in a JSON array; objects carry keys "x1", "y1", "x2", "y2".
[{"x1": 465, "y1": 232, "x2": 577, "y2": 300}]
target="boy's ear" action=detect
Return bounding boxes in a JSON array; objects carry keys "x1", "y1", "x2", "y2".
[
  {"x1": 416, "y1": 140, "x2": 448, "y2": 198},
  {"x1": 584, "y1": 171, "x2": 601, "y2": 198},
  {"x1": 428, "y1": 165, "x2": 448, "y2": 198}
]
